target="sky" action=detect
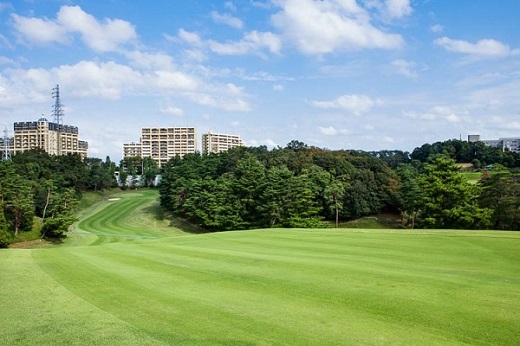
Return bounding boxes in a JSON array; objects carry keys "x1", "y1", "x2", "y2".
[{"x1": 0, "y1": 0, "x2": 519, "y2": 162}]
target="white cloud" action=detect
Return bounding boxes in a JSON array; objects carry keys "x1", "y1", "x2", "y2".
[
  {"x1": 177, "y1": 29, "x2": 281, "y2": 57},
  {"x1": 12, "y1": 14, "x2": 69, "y2": 45},
  {"x1": 445, "y1": 113, "x2": 460, "y2": 123},
  {"x1": 224, "y1": 2, "x2": 237, "y2": 12},
  {"x1": 176, "y1": 29, "x2": 203, "y2": 46},
  {"x1": 0, "y1": 56, "x2": 16, "y2": 66},
  {"x1": 429, "y1": 24, "x2": 443, "y2": 33},
  {"x1": 160, "y1": 104, "x2": 184, "y2": 116},
  {"x1": 208, "y1": 31, "x2": 281, "y2": 56},
  {"x1": 391, "y1": 59, "x2": 417, "y2": 79},
  {"x1": 318, "y1": 126, "x2": 348, "y2": 136},
  {"x1": 403, "y1": 105, "x2": 468, "y2": 124},
  {"x1": 125, "y1": 50, "x2": 173, "y2": 70},
  {"x1": 272, "y1": 0, "x2": 404, "y2": 55},
  {"x1": 434, "y1": 37, "x2": 519, "y2": 58},
  {"x1": 364, "y1": 0, "x2": 413, "y2": 19},
  {"x1": 312, "y1": 94, "x2": 376, "y2": 115},
  {"x1": 273, "y1": 84, "x2": 284, "y2": 91},
  {"x1": 210, "y1": 11, "x2": 244, "y2": 29},
  {"x1": 0, "y1": 58, "x2": 251, "y2": 113},
  {"x1": 402, "y1": 111, "x2": 436, "y2": 121},
  {"x1": 385, "y1": 0, "x2": 412, "y2": 18},
  {"x1": 247, "y1": 138, "x2": 278, "y2": 147},
  {"x1": 12, "y1": 6, "x2": 137, "y2": 52},
  {"x1": 187, "y1": 83, "x2": 251, "y2": 112}
]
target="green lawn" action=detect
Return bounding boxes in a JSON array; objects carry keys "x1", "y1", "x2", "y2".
[
  {"x1": 1, "y1": 190, "x2": 519, "y2": 345},
  {"x1": 460, "y1": 171, "x2": 483, "y2": 184}
]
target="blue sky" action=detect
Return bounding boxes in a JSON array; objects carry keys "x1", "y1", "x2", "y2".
[{"x1": 1, "y1": 0, "x2": 519, "y2": 161}]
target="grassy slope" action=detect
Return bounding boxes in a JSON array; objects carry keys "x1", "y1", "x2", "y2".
[{"x1": 1, "y1": 190, "x2": 519, "y2": 345}]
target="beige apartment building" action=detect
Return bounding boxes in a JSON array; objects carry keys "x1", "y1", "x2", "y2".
[
  {"x1": 123, "y1": 127, "x2": 197, "y2": 167},
  {"x1": 201, "y1": 132, "x2": 244, "y2": 154},
  {"x1": 12, "y1": 117, "x2": 88, "y2": 159}
]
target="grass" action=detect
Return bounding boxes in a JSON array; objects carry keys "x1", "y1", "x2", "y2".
[
  {"x1": 460, "y1": 171, "x2": 483, "y2": 184},
  {"x1": 339, "y1": 213, "x2": 402, "y2": 229},
  {"x1": 1, "y1": 189, "x2": 519, "y2": 345}
]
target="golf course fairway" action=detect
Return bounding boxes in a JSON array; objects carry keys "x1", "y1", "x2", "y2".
[{"x1": 1, "y1": 190, "x2": 519, "y2": 345}]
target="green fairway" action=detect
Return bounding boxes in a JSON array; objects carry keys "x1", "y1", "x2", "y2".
[{"x1": 1, "y1": 190, "x2": 519, "y2": 345}]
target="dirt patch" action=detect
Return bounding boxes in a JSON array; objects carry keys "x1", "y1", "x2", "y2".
[{"x1": 9, "y1": 239, "x2": 60, "y2": 249}]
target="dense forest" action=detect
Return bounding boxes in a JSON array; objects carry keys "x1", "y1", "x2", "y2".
[
  {"x1": 1, "y1": 139, "x2": 519, "y2": 248},
  {"x1": 160, "y1": 140, "x2": 519, "y2": 232}
]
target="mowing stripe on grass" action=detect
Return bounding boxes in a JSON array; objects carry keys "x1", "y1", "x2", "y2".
[{"x1": 2, "y1": 190, "x2": 519, "y2": 345}]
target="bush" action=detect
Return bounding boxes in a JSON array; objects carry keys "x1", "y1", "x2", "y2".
[
  {"x1": 0, "y1": 227, "x2": 13, "y2": 248},
  {"x1": 41, "y1": 216, "x2": 76, "y2": 239}
]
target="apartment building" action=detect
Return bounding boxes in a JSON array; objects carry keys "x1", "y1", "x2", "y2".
[
  {"x1": 123, "y1": 142, "x2": 142, "y2": 158},
  {"x1": 123, "y1": 127, "x2": 197, "y2": 167},
  {"x1": 468, "y1": 135, "x2": 520, "y2": 153},
  {"x1": 201, "y1": 132, "x2": 245, "y2": 154},
  {"x1": 12, "y1": 117, "x2": 88, "y2": 159}
]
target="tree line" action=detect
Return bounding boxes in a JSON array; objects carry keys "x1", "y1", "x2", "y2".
[
  {"x1": 160, "y1": 141, "x2": 519, "y2": 232},
  {"x1": 1, "y1": 137, "x2": 518, "y2": 248},
  {"x1": 0, "y1": 150, "x2": 119, "y2": 247}
]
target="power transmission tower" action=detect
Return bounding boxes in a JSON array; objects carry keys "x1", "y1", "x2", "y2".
[
  {"x1": 2, "y1": 126, "x2": 11, "y2": 161},
  {"x1": 52, "y1": 84, "x2": 64, "y2": 155}
]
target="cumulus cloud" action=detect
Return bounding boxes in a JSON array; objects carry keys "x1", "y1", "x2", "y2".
[
  {"x1": 176, "y1": 29, "x2": 203, "y2": 46},
  {"x1": 160, "y1": 104, "x2": 184, "y2": 116},
  {"x1": 210, "y1": 11, "x2": 244, "y2": 29},
  {"x1": 429, "y1": 24, "x2": 443, "y2": 33},
  {"x1": 385, "y1": 0, "x2": 413, "y2": 18},
  {"x1": 364, "y1": 0, "x2": 413, "y2": 19},
  {"x1": 12, "y1": 5, "x2": 137, "y2": 52},
  {"x1": 208, "y1": 31, "x2": 281, "y2": 56},
  {"x1": 312, "y1": 94, "x2": 377, "y2": 115},
  {"x1": 273, "y1": 84, "x2": 284, "y2": 91},
  {"x1": 271, "y1": 0, "x2": 404, "y2": 54},
  {"x1": 1, "y1": 58, "x2": 250, "y2": 112},
  {"x1": 403, "y1": 105, "x2": 468, "y2": 123},
  {"x1": 187, "y1": 83, "x2": 252, "y2": 112},
  {"x1": 11, "y1": 14, "x2": 69, "y2": 45},
  {"x1": 391, "y1": 59, "x2": 417, "y2": 79},
  {"x1": 125, "y1": 50, "x2": 174, "y2": 70},
  {"x1": 318, "y1": 126, "x2": 348, "y2": 136},
  {"x1": 434, "y1": 37, "x2": 519, "y2": 58},
  {"x1": 177, "y1": 29, "x2": 281, "y2": 57}
]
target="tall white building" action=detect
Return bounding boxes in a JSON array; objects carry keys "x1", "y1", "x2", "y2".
[
  {"x1": 201, "y1": 132, "x2": 244, "y2": 154},
  {"x1": 123, "y1": 127, "x2": 196, "y2": 167}
]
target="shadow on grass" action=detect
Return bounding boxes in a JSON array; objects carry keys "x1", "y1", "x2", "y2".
[
  {"x1": 338, "y1": 213, "x2": 403, "y2": 229},
  {"x1": 142, "y1": 204, "x2": 208, "y2": 234}
]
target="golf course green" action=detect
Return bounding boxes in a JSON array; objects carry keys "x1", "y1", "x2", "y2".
[{"x1": 1, "y1": 190, "x2": 519, "y2": 345}]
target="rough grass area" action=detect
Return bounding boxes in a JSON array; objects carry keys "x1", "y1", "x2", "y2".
[
  {"x1": 340, "y1": 213, "x2": 402, "y2": 229},
  {"x1": 460, "y1": 171, "x2": 483, "y2": 184},
  {"x1": 1, "y1": 190, "x2": 519, "y2": 345}
]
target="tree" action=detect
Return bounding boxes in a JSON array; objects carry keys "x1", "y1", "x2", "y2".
[
  {"x1": 0, "y1": 162, "x2": 35, "y2": 237},
  {"x1": 41, "y1": 215, "x2": 77, "y2": 239},
  {"x1": 5, "y1": 181, "x2": 34, "y2": 237},
  {"x1": 479, "y1": 170, "x2": 520, "y2": 230},
  {"x1": 142, "y1": 157, "x2": 160, "y2": 187},
  {"x1": 324, "y1": 179, "x2": 346, "y2": 228},
  {"x1": 258, "y1": 166, "x2": 294, "y2": 227},
  {"x1": 416, "y1": 155, "x2": 491, "y2": 229},
  {"x1": 396, "y1": 164, "x2": 423, "y2": 228},
  {"x1": 230, "y1": 153, "x2": 266, "y2": 227},
  {"x1": 0, "y1": 206, "x2": 12, "y2": 248}
]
